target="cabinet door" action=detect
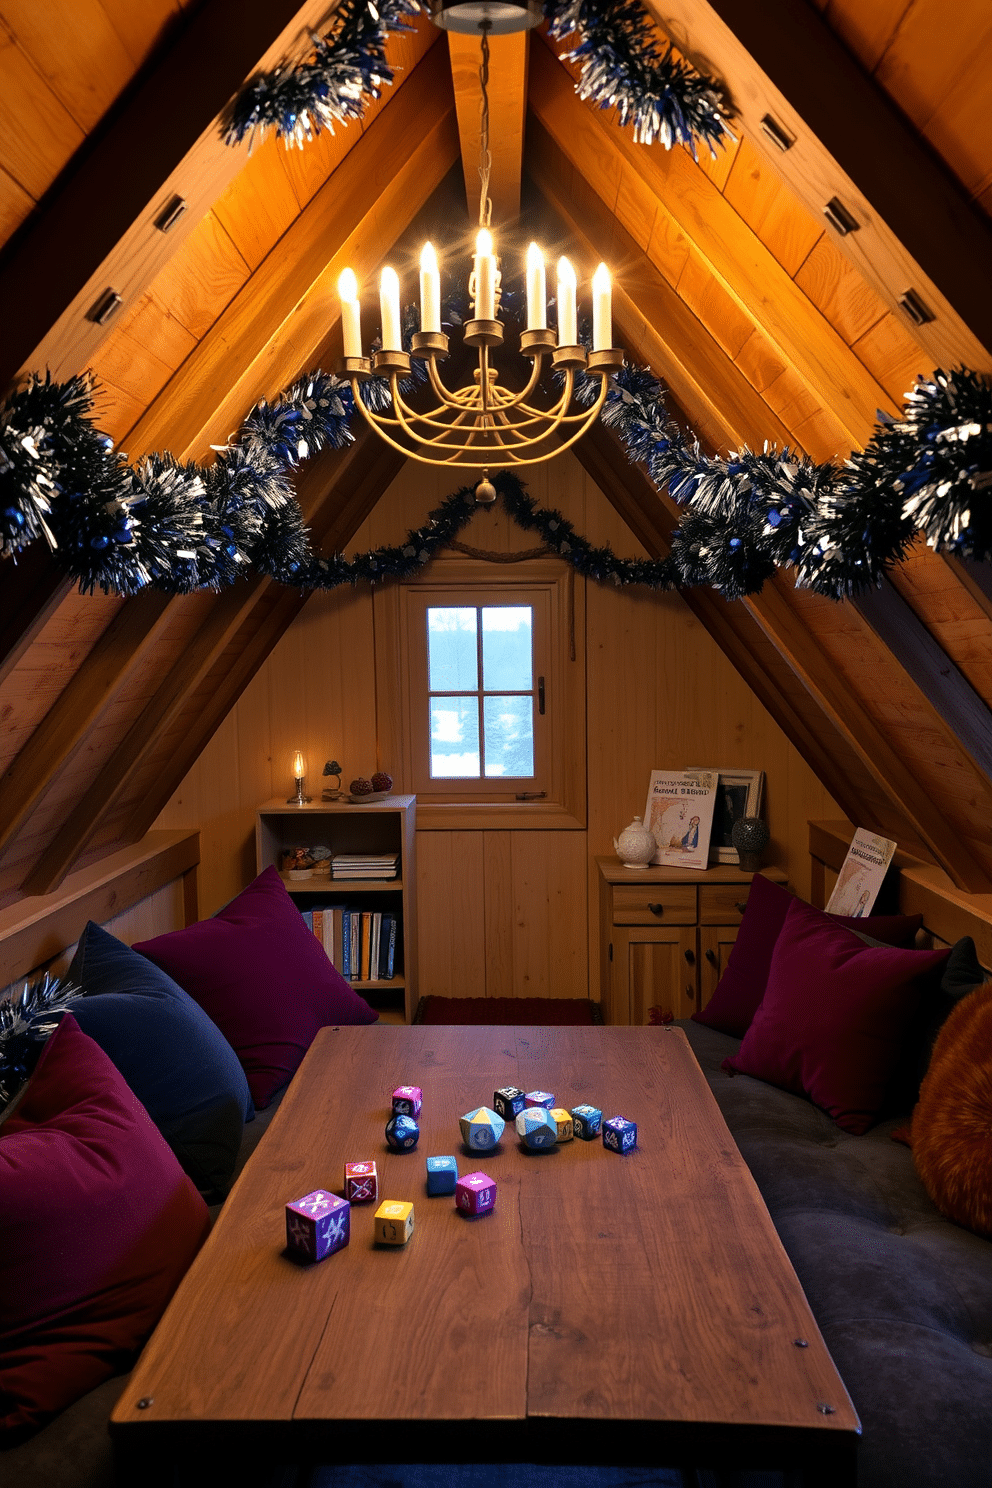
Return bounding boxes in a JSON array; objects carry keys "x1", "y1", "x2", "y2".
[
  {"x1": 699, "y1": 924, "x2": 739, "y2": 1011},
  {"x1": 612, "y1": 927, "x2": 698, "y2": 1025}
]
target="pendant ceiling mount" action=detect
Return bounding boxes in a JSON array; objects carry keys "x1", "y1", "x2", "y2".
[{"x1": 427, "y1": 1, "x2": 543, "y2": 34}]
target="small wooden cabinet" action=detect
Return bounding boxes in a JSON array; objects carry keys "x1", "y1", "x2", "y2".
[
  {"x1": 597, "y1": 857, "x2": 787, "y2": 1025},
  {"x1": 256, "y1": 796, "x2": 417, "y2": 1023}
]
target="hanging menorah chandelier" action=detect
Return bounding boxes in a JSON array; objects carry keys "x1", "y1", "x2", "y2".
[{"x1": 336, "y1": 7, "x2": 623, "y2": 488}]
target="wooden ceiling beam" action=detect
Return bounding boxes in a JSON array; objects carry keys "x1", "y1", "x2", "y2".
[
  {"x1": 447, "y1": 28, "x2": 528, "y2": 224},
  {"x1": 643, "y1": 0, "x2": 992, "y2": 371},
  {"x1": 528, "y1": 35, "x2": 897, "y2": 452},
  {"x1": 0, "y1": 590, "x2": 172, "y2": 855},
  {"x1": 123, "y1": 39, "x2": 459, "y2": 463},
  {"x1": 0, "y1": 0, "x2": 355, "y2": 391},
  {"x1": 0, "y1": 549, "x2": 70, "y2": 689}
]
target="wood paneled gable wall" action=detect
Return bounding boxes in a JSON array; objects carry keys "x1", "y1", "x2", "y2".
[{"x1": 2, "y1": 0, "x2": 992, "y2": 973}]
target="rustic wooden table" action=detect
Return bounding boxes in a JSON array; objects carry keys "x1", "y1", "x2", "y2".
[{"x1": 112, "y1": 1025, "x2": 859, "y2": 1486}]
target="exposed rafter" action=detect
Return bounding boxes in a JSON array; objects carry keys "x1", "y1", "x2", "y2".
[{"x1": 447, "y1": 28, "x2": 528, "y2": 224}]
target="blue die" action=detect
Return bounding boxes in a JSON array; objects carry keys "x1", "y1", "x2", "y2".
[
  {"x1": 602, "y1": 1115, "x2": 637, "y2": 1153},
  {"x1": 426, "y1": 1155, "x2": 458, "y2": 1195},
  {"x1": 571, "y1": 1103, "x2": 602, "y2": 1140},
  {"x1": 493, "y1": 1085, "x2": 526, "y2": 1121},
  {"x1": 386, "y1": 1113, "x2": 420, "y2": 1151}
]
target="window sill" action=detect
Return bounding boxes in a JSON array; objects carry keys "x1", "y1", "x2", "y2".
[{"x1": 415, "y1": 800, "x2": 587, "y2": 831}]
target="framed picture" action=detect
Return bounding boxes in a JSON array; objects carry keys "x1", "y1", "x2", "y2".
[{"x1": 690, "y1": 768, "x2": 765, "y2": 864}]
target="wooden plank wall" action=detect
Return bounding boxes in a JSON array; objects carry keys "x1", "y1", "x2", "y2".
[{"x1": 155, "y1": 453, "x2": 838, "y2": 1001}]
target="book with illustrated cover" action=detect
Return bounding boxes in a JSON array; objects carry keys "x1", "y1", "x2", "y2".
[
  {"x1": 643, "y1": 769, "x2": 718, "y2": 871},
  {"x1": 825, "y1": 829, "x2": 897, "y2": 916}
]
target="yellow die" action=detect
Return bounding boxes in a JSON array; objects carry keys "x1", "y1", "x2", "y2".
[
  {"x1": 374, "y1": 1199, "x2": 415, "y2": 1245},
  {"x1": 551, "y1": 1107, "x2": 574, "y2": 1142}
]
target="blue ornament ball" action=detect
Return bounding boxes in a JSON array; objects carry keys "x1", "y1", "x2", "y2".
[
  {"x1": 90, "y1": 534, "x2": 110, "y2": 549},
  {"x1": 385, "y1": 1113, "x2": 420, "y2": 1151}
]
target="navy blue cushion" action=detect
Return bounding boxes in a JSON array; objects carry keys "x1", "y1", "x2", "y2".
[{"x1": 67, "y1": 922, "x2": 254, "y2": 1201}]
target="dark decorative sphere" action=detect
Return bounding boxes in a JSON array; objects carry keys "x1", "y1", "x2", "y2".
[
  {"x1": 385, "y1": 1114, "x2": 420, "y2": 1151},
  {"x1": 731, "y1": 816, "x2": 769, "y2": 872}
]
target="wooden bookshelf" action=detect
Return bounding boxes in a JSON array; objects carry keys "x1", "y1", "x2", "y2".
[{"x1": 255, "y1": 796, "x2": 417, "y2": 1023}]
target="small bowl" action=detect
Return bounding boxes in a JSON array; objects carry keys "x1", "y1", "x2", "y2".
[{"x1": 347, "y1": 790, "x2": 391, "y2": 804}]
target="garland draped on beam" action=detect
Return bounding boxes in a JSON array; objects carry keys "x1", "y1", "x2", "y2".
[
  {"x1": 1, "y1": 345, "x2": 990, "y2": 601},
  {"x1": 224, "y1": 1, "x2": 733, "y2": 157}
]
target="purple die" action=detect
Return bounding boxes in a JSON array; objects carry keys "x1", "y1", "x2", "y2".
[
  {"x1": 571, "y1": 1104, "x2": 602, "y2": 1140},
  {"x1": 493, "y1": 1085, "x2": 526, "y2": 1121},
  {"x1": 524, "y1": 1090, "x2": 555, "y2": 1109},
  {"x1": 392, "y1": 1085, "x2": 423, "y2": 1117},
  {"x1": 455, "y1": 1170, "x2": 497, "y2": 1216},
  {"x1": 602, "y1": 1115, "x2": 637, "y2": 1153},
  {"x1": 286, "y1": 1190, "x2": 350, "y2": 1262}
]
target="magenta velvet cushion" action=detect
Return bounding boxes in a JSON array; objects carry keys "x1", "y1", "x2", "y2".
[
  {"x1": 723, "y1": 896, "x2": 950, "y2": 1134},
  {"x1": 0, "y1": 1015, "x2": 210, "y2": 1440},
  {"x1": 692, "y1": 873, "x2": 923, "y2": 1037},
  {"x1": 134, "y1": 865, "x2": 378, "y2": 1107}
]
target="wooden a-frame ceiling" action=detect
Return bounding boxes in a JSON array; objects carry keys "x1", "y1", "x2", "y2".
[{"x1": 2, "y1": 0, "x2": 992, "y2": 911}]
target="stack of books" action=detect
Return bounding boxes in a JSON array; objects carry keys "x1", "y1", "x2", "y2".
[
  {"x1": 331, "y1": 853, "x2": 399, "y2": 880},
  {"x1": 300, "y1": 904, "x2": 398, "y2": 982}
]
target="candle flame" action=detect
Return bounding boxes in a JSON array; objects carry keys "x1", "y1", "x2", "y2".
[
  {"x1": 557, "y1": 256, "x2": 576, "y2": 288},
  {"x1": 476, "y1": 229, "x2": 493, "y2": 257},
  {"x1": 292, "y1": 751, "x2": 305, "y2": 779},
  {"x1": 380, "y1": 265, "x2": 399, "y2": 293},
  {"x1": 338, "y1": 268, "x2": 358, "y2": 303},
  {"x1": 527, "y1": 242, "x2": 544, "y2": 271},
  {"x1": 421, "y1": 242, "x2": 438, "y2": 274},
  {"x1": 593, "y1": 262, "x2": 611, "y2": 292}
]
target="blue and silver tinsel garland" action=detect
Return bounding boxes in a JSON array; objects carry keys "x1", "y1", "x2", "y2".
[
  {"x1": 0, "y1": 974, "x2": 82, "y2": 1109},
  {"x1": 1, "y1": 348, "x2": 990, "y2": 602},
  {"x1": 224, "y1": 1, "x2": 733, "y2": 157}
]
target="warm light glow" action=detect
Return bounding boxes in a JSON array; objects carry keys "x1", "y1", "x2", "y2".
[
  {"x1": 473, "y1": 230, "x2": 496, "y2": 321},
  {"x1": 338, "y1": 269, "x2": 362, "y2": 358},
  {"x1": 476, "y1": 229, "x2": 493, "y2": 257},
  {"x1": 293, "y1": 751, "x2": 305, "y2": 780},
  {"x1": 338, "y1": 268, "x2": 358, "y2": 303},
  {"x1": 526, "y1": 243, "x2": 546, "y2": 331}
]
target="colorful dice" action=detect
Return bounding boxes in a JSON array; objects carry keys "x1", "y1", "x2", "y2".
[
  {"x1": 455, "y1": 1170, "x2": 497, "y2": 1216},
  {"x1": 515, "y1": 1106, "x2": 558, "y2": 1149},
  {"x1": 493, "y1": 1085, "x2": 526, "y2": 1121},
  {"x1": 374, "y1": 1199, "x2": 415, "y2": 1245},
  {"x1": 550, "y1": 1107, "x2": 574, "y2": 1142},
  {"x1": 392, "y1": 1084, "x2": 423, "y2": 1117},
  {"x1": 524, "y1": 1090, "x2": 555, "y2": 1109},
  {"x1": 571, "y1": 1104, "x2": 602, "y2": 1140},
  {"x1": 344, "y1": 1159, "x2": 378, "y2": 1203},
  {"x1": 603, "y1": 1115, "x2": 637, "y2": 1153},
  {"x1": 285, "y1": 1190, "x2": 350, "y2": 1262},
  {"x1": 459, "y1": 1106, "x2": 505, "y2": 1151},
  {"x1": 385, "y1": 1113, "x2": 420, "y2": 1151},
  {"x1": 426, "y1": 1155, "x2": 458, "y2": 1195}
]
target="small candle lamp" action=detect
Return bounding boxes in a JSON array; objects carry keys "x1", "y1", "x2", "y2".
[{"x1": 288, "y1": 751, "x2": 311, "y2": 805}]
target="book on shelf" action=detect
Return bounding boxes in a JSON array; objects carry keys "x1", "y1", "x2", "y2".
[
  {"x1": 331, "y1": 853, "x2": 399, "y2": 880},
  {"x1": 332, "y1": 908, "x2": 399, "y2": 982}
]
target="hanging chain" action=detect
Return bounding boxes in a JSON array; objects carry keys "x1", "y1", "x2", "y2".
[{"x1": 478, "y1": 24, "x2": 493, "y2": 230}]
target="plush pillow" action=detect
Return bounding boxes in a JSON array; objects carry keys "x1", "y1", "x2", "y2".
[
  {"x1": 692, "y1": 873, "x2": 923, "y2": 1037},
  {"x1": 723, "y1": 896, "x2": 950, "y2": 1134},
  {"x1": 67, "y1": 921, "x2": 254, "y2": 1201},
  {"x1": 911, "y1": 983, "x2": 992, "y2": 1237},
  {"x1": 0, "y1": 1015, "x2": 210, "y2": 1440},
  {"x1": 134, "y1": 866, "x2": 378, "y2": 1108}
]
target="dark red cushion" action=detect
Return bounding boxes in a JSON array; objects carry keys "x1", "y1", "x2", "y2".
[
  {"x1": 692, "y1": 873, "x2": 923, "y2": 1037},
  {"x1": 134, "y1": 866, "x2": 377, "y2": 1107},
  {"x1": 0, "y1": 1016, "x2": 210, "y2": 1440},
  {"x1": 723, "y1": 896, "x2": 950, "y2": 1134}
]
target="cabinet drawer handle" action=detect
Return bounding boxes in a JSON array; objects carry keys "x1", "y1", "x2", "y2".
[
  {"x1": 683, "y1": 948, "x2": 695, "y2": 965},
  {"x1": 648, "y1": 902, "x2": 664, "y2": 917},
  {"x1": 735, "y1": 900, "x2": 748, "y2": 915},
  {"x1": 705, "y1": 948, "x2": 718, "y2": 966}
]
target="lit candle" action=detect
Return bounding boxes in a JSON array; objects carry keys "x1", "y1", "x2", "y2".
[
  {"x1": 420, "y1": 243, "x2": 441, "y2": 334},
  {"x1": 474, "y1": 229, "x2": 496, "y2": 321},
  {"x1": 338, "y1": 268, "x2": 362, "y2": 359},
  {"x1": 592, "y1": 262, "x2": 612, "y2": 351},
  {"x1": 526, "y1": 242, "x2": 546, "y2": 331},
  {"x1": 293, "y1": 751, "x2": 305, "y2": 781},
  {"x1": 557, "y1": 256, "x2": 577, "y2": 346},
  {"x1": 380, "y1": 266, "x2": 402, "y2": 351}
]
